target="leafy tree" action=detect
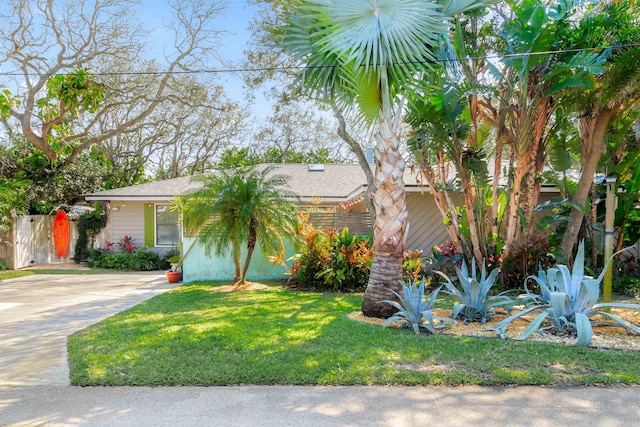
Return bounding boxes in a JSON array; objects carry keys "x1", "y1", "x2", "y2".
[
  {"x1": 183, "y1": 167, "x2": 299, "y2": 286},
  {"x1": 0, "y1": 177, "x2": 30, "y2": 231},
  {"x1": 215, "y1": 146, "x2": 337, "y2": 170},
  {"x1": 0, "y1": 137, "x2": 107, "y2": 215},
  {"x1": 559, "y1": 0, "x2": 640, "y2": 257},
  {"x1": 0, "y1": 0, "x2": 230, "y2": 166},
  {"x1": 278, "y1": 0, "x2": 491, "y2": 318}
]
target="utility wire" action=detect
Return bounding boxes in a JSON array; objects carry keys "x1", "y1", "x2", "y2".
[{"x1": 0, "y1": 43, "x2": 638, "y2": 78}]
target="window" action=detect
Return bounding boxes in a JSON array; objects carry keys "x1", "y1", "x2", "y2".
[{"x1": 156, "y1": 204, "x2": 180, "y2": 246}]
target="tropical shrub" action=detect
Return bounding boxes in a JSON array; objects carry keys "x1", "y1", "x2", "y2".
[
  {"x1": 427, "y1": 241, "x2": 461, "y2": 279},
  {"x1": 382, "y1": 278, "x2": 455, "y2": 335},
  {"x1": 490, "y1": 241, "x2": 640, "y2": 347},
  {"x1": 295, "y1": 224, "x2": 373, "y2": 292},
  {"x1": 499, "y1": 233, "x2": 556, "y2": 292},
  {"x1": 402, "y1": 250, "x2": 428, "y2": 283},
  {"x1": 614, "y1": 255, "x2": 640, "y2": 297},
  {"x1": 117, "y1": 235, "x2": 137, "y2": 253},
  {"x1": 87, "y1": 247, "x2": 165, "y2": 271},
  {"x1": 436, "y1": 259, "x2": 514, "y2": 324}
]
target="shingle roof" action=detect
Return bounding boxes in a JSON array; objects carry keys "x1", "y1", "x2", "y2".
[{"x1": 85, "y1": 163, "x2": 377, "y2": 202}]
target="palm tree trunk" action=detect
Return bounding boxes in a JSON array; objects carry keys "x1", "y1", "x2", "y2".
[
  {"x1": 523, "y1": 98, "x2": 550, "y2": 240},
  {"x1": 361, "y1": 101, "x2": 407, "y2": 318},
  {"x1": 503, "y1": 163, "x2": 526, "y2": 258},
  {"x1": 232, "y1": 237, "x2": 242, "y2": 283},
  {"x1": 240, "y1": 220, "x2": 258, "y2": 285},
  {"x1": 362, "y1": 251, "x2": 404, "y2": 318}
]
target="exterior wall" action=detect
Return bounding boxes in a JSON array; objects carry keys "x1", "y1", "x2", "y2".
[
  {"x1": 181, "y1": 237, "x2": 290, "y2": 283},
  {"x1": 405, "y1": 192, "x2": 450, "y2": 254},
  {"x1": 107, "y1": 201, "x2": 146, "y2": 250}
]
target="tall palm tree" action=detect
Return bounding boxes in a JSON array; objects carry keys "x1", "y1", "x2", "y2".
[
  {"x1": 278, "y1": 0, "x2": 490, "y2": 318},
  {"x1": 183, "y1": 166, "x2": 299, "y2": 286}
]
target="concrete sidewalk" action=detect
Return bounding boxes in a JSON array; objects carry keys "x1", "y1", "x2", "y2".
[
  {"x1": 1, "y1": 385, "x2": 639, "y2": 426},
  {"x1": 0, "y1": 271, "x2": 180, "y2": 386}
]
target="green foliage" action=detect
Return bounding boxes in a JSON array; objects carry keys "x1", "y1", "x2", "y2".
[
  {"x1": 0, "y1": 137, "x2": 109, "y2": 216},
  {"x1": 500, "y1": 234, "x2": 556, "y2": 292},
  {"x1": 73, "y1": 204, "x2": 107, "y2": 263},
  {"x1": 613, "y1": 256, "x2": 640, "y2": 297},
  {"x1": 436, "y1": 258, "x2": 514, "y2": 324},
  {"x1": 37, "y1": 69, "x2": 106, "y2": 155},
  {"x1": 0, "y1": 88, "x2": 18, "y2": 119},
  {"x1": 294, "y1": 222, "x2": 373, "y2": 292},
  {"x1": 0, "y1": 177, "x2": 31, "y2": 231},
  {"x1": 87, "y1": 247, "x2": 166, "y2": 271},
  {"x1": 215, "y1": 146, "x2": 336, "y2": 170},
  {"x1": 402, "y1": 250, "x2": 429, "y2": 283},
  {"x1": 277, "y1": 0, "x2": 489, "y2": 123},
  {"x1": 382, "y1": 278, "x2": 455, "y2": 335},
  {"x1": 491, "y1": 241, "x2": 640, "y2": 346}
]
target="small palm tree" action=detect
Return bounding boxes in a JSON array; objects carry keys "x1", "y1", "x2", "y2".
[
  {"x1": 183, "y1": 166, "x2": 299, "y2": 286},
  {"x1": 278, "y1": 0, "x2": 491, "y2": 318}
]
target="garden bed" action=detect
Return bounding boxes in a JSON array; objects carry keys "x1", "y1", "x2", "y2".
[{"x1": 349, "y1": 305, "x2": 640, "y2": 351}]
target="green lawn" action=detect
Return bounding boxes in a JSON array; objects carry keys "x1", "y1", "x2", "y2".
[
  {"x1": 0, "y1": 268, "x2": 119, "y2": 280},
  {"x1": 0, "y1": 270, "x2": 34, "y2": 280},
  {"x1": 68, "y1": 282, "x2": 640, "y2": 386}
]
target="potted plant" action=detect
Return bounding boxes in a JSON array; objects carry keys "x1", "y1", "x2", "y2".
[{"x1": 166, "y1": 254, "x2": 182, "y2": 283}]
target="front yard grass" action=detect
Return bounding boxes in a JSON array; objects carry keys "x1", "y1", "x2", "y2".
[
  {"x1": 0, "y1": 270, "x2": 34, "y2": 280},
  {"x1": 68, "y1": 282, "x2": 640, "y2": 386},
  {"x1": 0, "y1": 268, "x2": 118, "y2": 280}
]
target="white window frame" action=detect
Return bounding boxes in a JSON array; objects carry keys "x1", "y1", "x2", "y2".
[{"x1": 155, "y1": 203, "x2": 181, "y2": 247}]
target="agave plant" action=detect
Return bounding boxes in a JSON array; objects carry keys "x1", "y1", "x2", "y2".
[
  {"x1": 382, "y1": 278, "x2": 455, "y2": 335},
  {"x1": 435, "y1": 258, "x2": 514, "y2": 324},
  {"x1": 490, "y1": 241, "x2": 640, "y2": 346}
]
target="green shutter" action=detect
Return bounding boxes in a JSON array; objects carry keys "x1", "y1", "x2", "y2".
[{"x1": 144, "y1": 203, "x2": 155, "y2": 247}]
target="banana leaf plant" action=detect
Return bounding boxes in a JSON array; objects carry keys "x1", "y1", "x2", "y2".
[
  {"x1": 490, "y1": 241, "x2": 640, "y2": 346},
  {"x1": 382, "y1": 278, "x2": 455, "y2": 335}
]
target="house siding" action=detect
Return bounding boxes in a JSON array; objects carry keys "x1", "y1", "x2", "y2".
[
  {"x1": 405, "y1": 192, "x2": 450, "y2": 253},
  {"x1": 108, "y1": 201, "x2": 146, "y2": 249}
]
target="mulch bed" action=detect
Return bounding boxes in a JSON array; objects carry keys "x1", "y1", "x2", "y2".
[{"x1": 349, "y1": 305, "x2": 640, "y2": 351}]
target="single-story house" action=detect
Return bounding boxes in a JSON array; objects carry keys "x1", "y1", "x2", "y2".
[{"x1": 85, "y1": 162, "x2": 556, "y2": 282}]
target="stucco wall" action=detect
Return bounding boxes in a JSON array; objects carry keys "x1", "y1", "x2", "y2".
[{"x1": 182, "y1": 237, "x2": 291, "y2": 283}]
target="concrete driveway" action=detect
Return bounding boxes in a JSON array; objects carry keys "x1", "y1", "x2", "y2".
[{"x1": 0, "y1": 271, "x2": 180, "y2": 386}]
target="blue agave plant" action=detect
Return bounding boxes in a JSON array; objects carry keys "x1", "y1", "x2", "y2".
[
  {"x1": 382, "y1": 278, "x2": 455, "y2": 335},
  {"x1": 490, "y1": 241, "x2": 640, "y2": 346},
  {"x1": 435, "y1": 258, "x2": 514, "y2": 324}
]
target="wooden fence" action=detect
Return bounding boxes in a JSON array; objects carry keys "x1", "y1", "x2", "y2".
[
  {"x1": 0, "y1": 215, "x2": 107, "y2": 269},
  {"x1": 307, "y1": 212, "x2": 373, "y2": 235}
]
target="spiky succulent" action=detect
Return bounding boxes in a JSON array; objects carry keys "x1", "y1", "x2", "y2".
[
  {"x1": 490, "y1": 241, "x2": 640, "y2": 346},
  {"x1": 436, "y1": 258, "x2": 514, "y2": 324},
  {"x1": 382, "y1": 278, "x2": 455, "y2": 334}
]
